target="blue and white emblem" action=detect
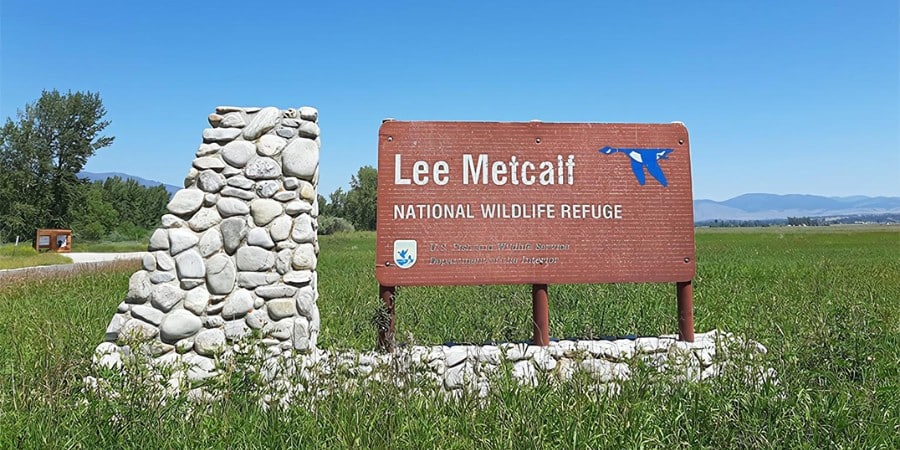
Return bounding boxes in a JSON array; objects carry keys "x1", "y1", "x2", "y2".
[
  {"x1": 393, "y1": 240, "x2": 417, "y2": 269},
  {"x1": 599, "y1": 146, "x2": 674, "y2": 187}
]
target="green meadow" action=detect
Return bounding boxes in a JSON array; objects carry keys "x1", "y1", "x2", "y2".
[
  {"x1": 1, "y1": 227, "x2": 897, "y2": 448},
  {"x1": 0, "y1": 244, "x2": 72, "y2": 270}
]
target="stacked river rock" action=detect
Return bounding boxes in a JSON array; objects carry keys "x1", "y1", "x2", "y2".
[{"x1": 96, "y1": 106, "x2": 321, "y2": 373}]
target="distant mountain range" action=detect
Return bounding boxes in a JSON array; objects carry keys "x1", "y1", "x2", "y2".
[
  {"x1": 80, "y1": 171, "x2": 181, "y2": 196},
  {"x1": 694, "y1": 194, "x2": 900, "y2": 222},
  {"x1": 79, "y1": 171, "x2": 898, "y2": 223}
]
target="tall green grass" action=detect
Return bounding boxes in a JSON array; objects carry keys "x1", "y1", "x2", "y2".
[{"x1": 1, "y1": 227, "x2": 897, "y2": 448}]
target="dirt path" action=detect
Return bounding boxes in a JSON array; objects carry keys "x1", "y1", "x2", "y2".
[{"x1": 65, "y1": 252, "x2": 150, "y2": 264}]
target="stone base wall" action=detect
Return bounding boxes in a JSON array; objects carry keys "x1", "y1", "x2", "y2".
[
  {"x1": 89, "y1": 331, "x2": 773, "y2": 405},
  {"x1": 97, "y1": 106, "x2": 321, "y2": 366}
]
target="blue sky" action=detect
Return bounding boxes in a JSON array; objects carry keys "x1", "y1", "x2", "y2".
[{"x1": 2, "y1": 0, "x2": 897, "y2": 200}]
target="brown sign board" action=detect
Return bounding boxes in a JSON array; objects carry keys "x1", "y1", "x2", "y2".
[
  {"x1": 34, "y1": 229, "x2": 72, "y2": 253},
  {"x1": 375, "y1": 121, "x2": 695, "y2": 286}
]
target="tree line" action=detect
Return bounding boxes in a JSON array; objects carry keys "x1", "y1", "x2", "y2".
[
  {"x1": 0, "y1": 90, "x2": 171, "y2": 243},
  {"x1": 318, "y1": 165, "x2": 377, "y2": 234},
  {"x1": 1, "y1": 90, "x2": 379, "y2": 243}
]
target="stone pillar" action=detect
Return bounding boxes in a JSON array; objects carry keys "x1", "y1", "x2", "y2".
[{"x1": 98, "y1": 106, "x2": 321, "y2": 368}]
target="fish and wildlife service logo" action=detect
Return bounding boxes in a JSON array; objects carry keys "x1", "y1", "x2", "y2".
[
  {"x1": 393, "y1": 240, "x2": 417, "y2": 269},
  {"x1": 599, "y1": 146, "x2": 674, "y2": 187}
]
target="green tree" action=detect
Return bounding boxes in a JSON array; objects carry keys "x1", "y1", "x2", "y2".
[
  {"x1": 69, "y1": 183, "x2": 119, "y2": 240},
  {"x1": 344, "y1": 166, "x2": 378, "y2": 230},
  {"x1": 0, "y1": 90, "x2": 114, "y2": 241},
  {"x1": 100, "y1": 177, "x2": 168, "y2": 229},
  {"x1": 327, "y1": 187, "x2": 348, "y2": 219}
]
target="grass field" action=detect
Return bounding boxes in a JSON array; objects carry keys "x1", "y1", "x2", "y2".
[
  {"x1": 0, "y1": 244, "x2": 72, "y2": 270},
  {"x1": 1, "y1": 227, "x2": 898, "y2": 448}
]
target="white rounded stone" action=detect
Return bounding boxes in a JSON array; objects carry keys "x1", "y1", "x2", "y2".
[
  {"x1": 180, "y1": 279, "x2": 203, "y2": 290},
  {"x1": 151, "y1": 283, "x2": 185, "y2": 313},
  {"x1": 175, "y1": 249, "x2": 206, "y2": 279},
  {"x1": 215, "y1": 106, "x2": 244, "y2": 113},
  {"x1": 220, "y1": 112, "x2": 246, "y2": 128},
  {"x1": 274, "y1": 191, "x2": 298, "y2": 202},
  {"x1": 269, "y1": 215, "x2": 292, "y2": 242},
  {"x1": 243, "y1": 156, "x2": 281, "y2": 180},
  {"x1": 250, "y1": 198, "x2": 282, "y2": 226},
  {"x1": 150, "y1": 271, "x2": 175, "y2": 284},
  {"x1": 222, "y1": 289, "x2": 254, "y2": 319},
  {"x1": 256, "y1": 284, "x2": 296, "y2": 299},
  {"x1": 202, "y1": 127, "x2": 241, "y2": 143},
  {"x1": 197, "y1": 170, "x2": 226, "y2": 193},
  {"x1": 281, "y1": 138, "x2": 319, "y2": 180},
  {"x1": 194, "y1": 329, "x2": 227, "y2": 356},
  {"x1": 196, "y1": 142, "x2": 220, "y2": 156},
  {"x1": 198, "y1": 229, "x2": 223, "y2": 257},
  {"x1": 193, "y1": 156, "x2": 226, "y2": 171},
  {"x1": 242, "y1": 107, "x2": 281, "y2": 140},
  {"x1": 296, "y1": 120, "x2": 320, "y2": 139},
  {"x1": 237, "y1": 272, "x2": 279, "y2": 289},
  {"x1": 220, "y1": 217, "x2": 248, "y2": 254},
  {"x1": 167, "y1": 190, "x2": 204, "y2": 216},
  {"x1": 118, "y1": 319, "x2": 159, "y2": 341},
  {"x1": 148, "y1": 229, "x2": 169, "y2": 251},
  {"x1": 141, "y1": 253, "x2": 156, "y2": 270},
  {"x1": 236, "y1": 246, "x2": 275, "y2": 271},
  {"x1": 222, "y1": 140, "x2": 256, "y2": 168},
  {"x1": 184, "y1": 286, "x2": 210, "y2": 315},
  {"x1": 292, "y1": 317, "x2": 310, "y2": 351},
  {"x1": 291, "y1": 215, "x2": 315, "y2": 243},
  {"x1": 275, "y1": 249, "x2": 292, "y2": 274},
  {"x1": 131, "y1": 305, "x2": 163, "y2": 326},
  {"x1": 188, "y1": 207, "x2": 221, "y2": 232},
  {"x1": 217, "y1": 197, "x2": 250, "y2": 217},
  {"x1": 161, "y1": 214, "x2": 186, "y2": 228},
  {"x1": 245, "y1": 309, "x2": 270, "y2": 330},
  {"x1": 284, "y1": 270, "x2": 312, "y2": 285},
  {"x1": 257, "y1": 134, "x2": 287, "y2": 156},
  {"x1": 160, "y1": 310, "x2": 202, "y2": 343},
  {"x1": 294, "y1": 285, "x2": 316, "y2": 317},
  {"x1": 299, "y1": 106, "x2": 318, "y2": 122},
  {"x1": 264, "y1": 318, "x2": 294, "y2": 340},
  {"x1": 206, "y1": 254, "x2": 236, "y2": 295},
  {"x1": 154, "y1": 251, "x2": 175, "y2": 271},
  {"x1": 184, "y1": 168, "x2": 199, "y2": 187},
  {"x1": 291, "y1": 243, "x2": 317, "y2": 270},
  {"x1": 126, "y1": 271, "x2": 153, "y2": 304},
  {"x1": 168, "y1": 228, "x2": 199, "y2": 255},
  {"x1": 299, "y1": 181, "x2": 316, "y2": 201},
  {"x1": 222, "y1": 165, "x2": 242, "y2": 176},
  {"x1": 285, "y1": 200, "x2": 312, "y2": 216},
  {"x1": 226, "y1": 175, "x2": 254, "y2": 189},
  {"x1": 220, "y1": 186, "x2": 255, "y2": 200},
  {"x1": 247, "y1": 227, "x2": 275, "y2": 249},
  {"x1": 266, "y1": 298, "x2": 297, "y2": 320},
  {"x1": 254, "y1": 180, "x2": 280, "y2": 198}
]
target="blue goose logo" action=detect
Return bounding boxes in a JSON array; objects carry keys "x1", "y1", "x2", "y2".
[
  {"x1": 393, "y1": 240, "x2": 417, "y2": 269},
  {"x1": 599, "y1": 146, "x2": 674, "y2": 187}
]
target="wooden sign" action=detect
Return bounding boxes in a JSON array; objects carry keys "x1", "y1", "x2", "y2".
[
  {"x1": 34, "y1": 229, "x2": 72, "y2": 253},
  {"x1": 376, "y1": 121, "x2": 695, "y2": 286}
]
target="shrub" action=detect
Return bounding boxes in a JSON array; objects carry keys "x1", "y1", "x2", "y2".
[{"x1": 317, "y1": 216, "x2": 355, "y2": 235}]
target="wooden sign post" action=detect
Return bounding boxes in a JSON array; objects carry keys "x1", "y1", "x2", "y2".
[{"x1": 375, "y1": 121, "x2": 695, "y2": 351}]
